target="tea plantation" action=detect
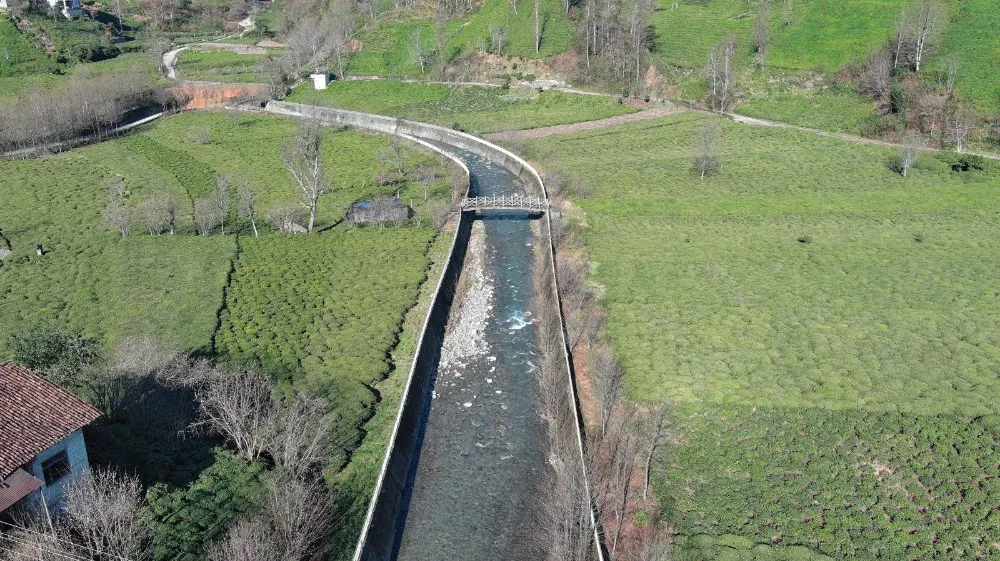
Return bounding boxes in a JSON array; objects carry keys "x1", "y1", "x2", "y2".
[
  {"x1": 285, "y1": 79, "x2": 635, "y2": 134},
  {"x1": 523, "y1": 111, "x2": 1000, "y2": 560}
]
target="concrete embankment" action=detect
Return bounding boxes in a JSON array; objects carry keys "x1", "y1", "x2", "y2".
[{"x1": 262, "y1": 101, "x2": 601, "y2": 561}]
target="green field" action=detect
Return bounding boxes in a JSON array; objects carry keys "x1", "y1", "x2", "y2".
[
  {"x1": 174, "y1": 48, "x2": 273, "y2": 83},
  {"x1": 934, "y1": 0, "x2": 1000, "y2": 112},
  {"x1": 0, "y1": 111, "x2": 445, "y2": 352},
  {"x1": 286, "y1": 80, "x2": 635, "y2": 133},
  {"x1": 346, "y1": 0, "x2": 573, "y2": 77},
  {"x1": 523, "y1": 111, "x2": 1000, "y2": 559}
]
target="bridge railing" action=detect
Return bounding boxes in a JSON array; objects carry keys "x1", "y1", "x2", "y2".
[{"x1": 460, "y1": 194, "x2": 548, "y2": 212}]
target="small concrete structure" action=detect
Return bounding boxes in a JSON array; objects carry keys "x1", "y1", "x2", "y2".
[{"x1": 311, "y1": 73, "x2": 331, "y2": 90}]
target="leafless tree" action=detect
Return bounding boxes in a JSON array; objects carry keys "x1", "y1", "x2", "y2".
[
  {"x1": 706, "y1": 37, "x2": 736, "y2": 113},
  {"x1": 191, "y1": 368, "x2": 276, "y2": 462},
  {"x1": 534, "y1": 0, "x2": 541, "y2": 53},
  {"x1": 266, "y1": 204, "x2": 306, "y2": 233},
  {"x1": 509, "y1": 0, "x2": 517, "y2": 15},
  {"x1": 693, "y1": 119, "x2": 721, "y2": 180},
  {"x1": 208, "y1": 518, "x2": 279, "y2": 561},
  {"x1": 193, "y1": 197, "x2": 223, "y2": 236},
  {"x1": 217, "y1": 174, "x2": 232, "y2": 235},
  {"x1": 592, "y1": 344, "x2": 622, "y2": 438},
  {"x1": 641, "y1": 402, "x2": 670, "y2": 500},
  {"x1": 860, "y1": 49, "x2": 893, "y2": 103},
  {"x1": 103, "y1": 181, "x2": 133, "y2": 237},
  {"x1": 377, "y1": 137, "x2": 406, "y2": 177},
  {"x1": 287, "y1": 20, "x2": 325, "y2": 70},
  {"x1": 266, "y1": 478, "x2": 335, "y2": 561},
  {"x1": 600, "y1": 404, "x2": 640, "y2": 555},
  {"x1": 281, "y1": 119, "x2": 330, "y2": 233},
  {"x1": 942, "y1": 53, "x2": 961, "y2": 95},
  {"x1": 237, "y1": 183, "x2": 260, "y2": 237},
  {"x1": 911, "y1": 0, "x2": 943, "y2": 72},
  {"x1": 782, "y1": 0, "x2": 793, "y2": 26},
  {"x1": 136, "y1": 195, "x2": 175, "y2": 235},
  {"x1": 944, "y1": 105, "x2": 975, "y2": 152},
  {"x1": 409, "y1": 27, "x2": 433, "y2": 74},
  {"x1": 899, "y1": 133, "x2": 920, "y2": 177},
  {"x1": 412, "y1": 164, "x2": 438, "y2": 202},
  {"x1": 61, "y1": 469, "x2": 151, "y2": 561},
  {"x1": 0, "y1": 522, "x2": 74, "y2": 561},
  {"x1": 268, "y1": 393, "x2": 335, "y2": 481},
  {"x1": 327, "y1": 0, "x2": 353, "y2": 79},
  {"x1": 753, "y1": 0, "x2": 770, "y2": 63}
]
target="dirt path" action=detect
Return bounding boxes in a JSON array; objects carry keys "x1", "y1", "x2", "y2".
[{"x1": 486, "y1": 106, "x2": 686, "y2": 141}]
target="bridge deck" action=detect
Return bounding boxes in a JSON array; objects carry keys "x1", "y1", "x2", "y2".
[{"x1": 461, "y1": 194, "x2": 548, "y2": 213}]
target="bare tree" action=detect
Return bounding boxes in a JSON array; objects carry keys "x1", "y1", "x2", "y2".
[
  {"x1": 860, "y1": 49, "x2": 893, "y2": 103},
  {"x1": 377, "y1": 137, "x2": 406, "y2": 177},
  {"x1": 191, "y1": 368, "x2": 276, "y2": 461},
  {"x1": 534, "y1": 0, "x2": 541, "y2": 53},
  {"x1": 911, "y1": 0, "x2": 943, "y2": 72},
  {"x1": 268, "y1": 394, "x2": 335, "y2": 481},
  {"x1": 409, "y1": 27, "x2": 433, "y2": 74},
  {"x1": 753, "y1": 0, "x2": 770, "y2": 64},
  {"x1": 899, "y1": 133, "x2": 920, "y2": 177},
  {"x1": 281, "y1": 119, "x2": 330, "y2": 233},
  {"x1": 237, "y1": 182, "x2": 260, "y2": 237},
  {"x1": 266, "y1": 204, "x2": 306, "y2": 233},
  {"x1": 942, "y1": 53, "x2": 961, "y2": 95},
  {"x1": 509, "y1": 0, "x2": 517, "y2": 15},
  {"x1": 592, "y1": 344, "x2": 622, "y2": 438},
  {"x1": 217, "y1": 174, "x2": 232, "y2": 235},
  {"x1": 944, "y1": 105, "x2": 975, "y2": 152},
  {"x1": 208, "y1": 518, "x2": 279, "y2": 561},
  {"x1": 194, "y1": 197, "x2": 223, "y2": 236},
  {"x1": 266, "y1": 478, "x2": 335, "y2": 561},
  {"x1": 102, "y1": 181, "x2": 133, "y2": 237},
  {"x1": 61, "y1": 469, "x2": 150, "y2": 561},
  {"x1": 412, "y1": 164, "x2": 438, "y2": 202},
  {"x1": 706, "y1": 37, "x2": 736, "y2": 113},
  {"x1": 693, "y1": 119, "x2": 721, "y2": 180},
  {"x1": 782, "y1": 0, "x2": 793, "y2": 26},
  {"x1": 137, "y1": 195, "x2": 173, "y2": 235},
  {"x1": 641, "y1": 402, "x2": 670, "y2": 500},
  {"x1": 602, "y1": 404, "x2": 640, "y2": 555}
]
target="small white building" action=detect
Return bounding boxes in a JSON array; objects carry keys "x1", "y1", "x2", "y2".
[
  {"x1": 0, "y1": 362, "x2": 100, "y2": 515},
  {"x1": 310, "y1": 73, "x2": 330, "y2": 90},
  {"x1": 0, "y1": 0, "x2": 8, "y2": 11},
  {"x1": 41, "y1": 0, "x2": 83, "y2": 18}
]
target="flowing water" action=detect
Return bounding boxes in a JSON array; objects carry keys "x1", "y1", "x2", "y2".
[{"x1": 393, "y1": 151, "x2": 549, "y2": 561}]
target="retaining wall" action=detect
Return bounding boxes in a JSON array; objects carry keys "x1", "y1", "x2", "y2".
[{"x1": 263, "y1": 101, "x2": 602, "y2": 561}]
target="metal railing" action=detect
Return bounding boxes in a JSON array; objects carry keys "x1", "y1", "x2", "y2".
[{"x1": 460, "y1": 194, "x2": 548, "y2": 212}]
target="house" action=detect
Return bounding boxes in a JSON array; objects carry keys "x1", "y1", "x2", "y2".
[
  {"x1": 347, "y1": 198, "x2": 411, "y2": 225},
  {"x1": 40, "y1": 0, "x2": 83, "y2": 19},
  {"x1": 0, "y1": 362, "x2": 100, "y2": 515}
]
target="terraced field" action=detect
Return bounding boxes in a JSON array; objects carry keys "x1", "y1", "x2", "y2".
[{"x1": 524, "y1": 111, "x2": 1000, "y2": 560}]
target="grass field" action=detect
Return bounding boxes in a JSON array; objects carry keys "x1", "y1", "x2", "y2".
[
  {"x1": 286, "y1": 80, "x2": 635, "y2": 133},
  {"x1": 523, "y1": 111, "x2": 1000, "y2": 559},
  {"x1": 934, "y1": 0, "x2": 1000, "y2": 112},
  {"x1": 346, "y1": 0, "x2": 573, "y2": 77},
  {"x1": 174, "y1": 49, "x2": 273, "y2": 83},
  {"x1": 737, "y1": 88, "x2": 879, "y2": 135}
]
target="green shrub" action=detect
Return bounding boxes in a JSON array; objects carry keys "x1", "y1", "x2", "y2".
[{"x1": 145, "y1": 450, "x2": 267, "y2": 561}]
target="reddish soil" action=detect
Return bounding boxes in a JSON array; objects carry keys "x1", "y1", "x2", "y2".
[{"x1": 168, "y1": 83, "x2": 268, "y2": 110}]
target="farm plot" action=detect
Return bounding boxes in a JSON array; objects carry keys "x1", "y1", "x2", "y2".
[
  {"x1": 174, "y1": 48, "x2": 273, "y2": 83},
  {"x1": 523, "y1": 111, "x2": 1000, "y2": 560},
  {"x1": 286, "y1": 80, "x2": 635, "y2": 134}
]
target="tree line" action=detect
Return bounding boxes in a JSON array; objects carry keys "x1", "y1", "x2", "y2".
[{"x1": 0, "y1": 70, "x2": 184, "y2": 156}]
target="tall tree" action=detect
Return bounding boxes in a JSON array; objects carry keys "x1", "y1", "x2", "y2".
[
  {"x1": 61, "y1": 469, "x2": 151, "y2": 561},
  {"x1": 281, "y1": 119, "x2": 330, "y2": 233},
  {"x1": 911, "y1": 0, "x2": 943, "y2": 72},
  {"x1": 706, "y1": 37, "x2": 736, "y2": 113},
  {"x1": 216, "y1": 173, "x2": 231, "y2": 236},
  {"x1": 693, "y1": 119, "x2": 721, "y2": 180},
  {"x1": 191, "y1": 368, "x2": 276, "y2": 462},
  {"x1": 899, "y1": 133, "x2": 920, "y2": 177},
  {"x1": 237, "y1": 182, "x2": 260, "y2": 237},
  {"x1": 753, "y1": 0, "x2": 770, "y2": 67}
]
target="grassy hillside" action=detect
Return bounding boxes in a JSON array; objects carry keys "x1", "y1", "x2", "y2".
[
  {"x1": 524, "y1": 111, "x2": 1000, "y2": 560},
  {"x1": 286, "y1": 80, "x2": 635, "y2": 133},
  {"x1": 934, "y1": 0, "x2": 1000, "y2": 112},
  {"x1": 346, "y1": 0, "x2": 574, "y2": 77},
  {"x1": 0, "y1": 17, "x2": 57, "y2": 78},
  {"x1": 174, "y1": 48, "x2": 275, "y2": 83}
]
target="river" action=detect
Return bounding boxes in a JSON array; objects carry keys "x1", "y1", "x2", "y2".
[{"x1": 393, "y1": 150, "x2": 550, "y2": 561}]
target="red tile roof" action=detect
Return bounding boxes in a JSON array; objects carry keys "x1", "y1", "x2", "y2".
[
  {"x1": 0, "y1": 468, "x2": 44, "y2": 512},
  {"x1": 0, "y1": 362, "x2": 100, "y2": 478}
]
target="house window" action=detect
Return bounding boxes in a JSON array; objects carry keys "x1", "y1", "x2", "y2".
[{"x1": 41, "y1": 451, "x2": 71, "y2": 485}]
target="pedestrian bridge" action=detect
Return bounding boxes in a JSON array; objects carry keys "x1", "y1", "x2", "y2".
[{"x1": 460, "y1": 194, "x2": 548, "y2": 213}]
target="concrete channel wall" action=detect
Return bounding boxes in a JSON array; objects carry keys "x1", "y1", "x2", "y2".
[{"x1": 263, "y1": 101, "x2": 603, "y2": 561}]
